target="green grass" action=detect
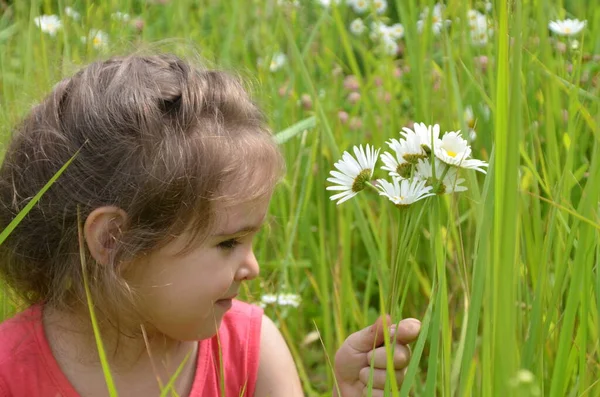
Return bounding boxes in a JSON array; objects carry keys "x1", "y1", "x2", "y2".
[{"x1": 1, "y1": 0, "x2": 599, "y2": 396}]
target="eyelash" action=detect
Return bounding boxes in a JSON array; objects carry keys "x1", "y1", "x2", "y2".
[{"x1": 217, "y1": 238, "x2": 241, "y2": 250}]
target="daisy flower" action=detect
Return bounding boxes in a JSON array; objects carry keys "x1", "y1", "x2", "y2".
[
  {"x1": 269, "y1": 52, "x2": 287, "y2": 72},
  {"x1": 376, "y1": 177, "x2": 434, "y2": 207},
  {"x1": 260, "y1": 293, "x2": 301, "y2": 308},
  {"x1": 548, "y1": 19, "x2": 586, "y2": 36},
  {"x1": 464, "y1": 106, "x2": 477, "y2": 141},
  {"x1": 111, "y1": 12, "x2": 131, "y2": 22},
  {"x1": 370, "y1": 21, "x2": 392, "y2": 41},
  {"x1": 434, "y1": 131, "x2": 488, "y2": 173},
  {"x1": 380, "y1": 141, "x2": 411, "y2": 178},
  {"x1": 64, "y1": 7, "x2": 81, "y2": 21},
  {"x1": 380, "y1": 132, "x2": 428, "y2": 178},
  {"x1": 34, "y1": 15, "x2": 62, "y2": 36},
  {"x1": 82, "y1": 29, "x2": 109, "y2": 49},
  {"x1": 468, "y1": 10, "x2": 492, "y2": 46},
  {"x1": 327, "y1": 144, "x2": 380, "y2": 205},
  {"x1": 417, "y1": 3, "x2": 450, "y2": 35},
  {"x1": 350, "y1": 0, "x2": 369, "y2": 14},
  {"x1": 402, "y1": 122, "x2": 440, "y2": 154},
  {"x1": 389, "y1": 23, "x2": 405, "y2": 40},
  {"x1": 382, "y1": 37, "x2": 398, "y2": 56},
  {"x1": 349, "y1": 18, "x2": 366, "y2": 36},
  {"x1": 316, "y1": 0, "x2": 342, "y2": 7},
  {"x1": 373, "y1": 0, "x2": 387, "y2": 14},
  {"x1": 414, "y1": 158, "x2": 467, "y2": 194}
]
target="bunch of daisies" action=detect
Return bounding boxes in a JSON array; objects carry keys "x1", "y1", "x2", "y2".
[{"x1": 327, "y1": 123, "x2": 488, "y2": 206}]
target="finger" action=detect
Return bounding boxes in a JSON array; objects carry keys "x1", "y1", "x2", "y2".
[
  {"x1": 366, "y1": 344, "x2": 411, "y2": 369},
  {"x1": 345, "y1": 314, "x2": 392, "y2": 353},
  {"x1": 359, "y1": 367, "x2": 406, "y2": 390},
  {"x1": 362, "y1": 388, "x2": 384, "y2": 397},
  {"x1": 394, "y1": 318, "x2": 421, "y2": 344}
]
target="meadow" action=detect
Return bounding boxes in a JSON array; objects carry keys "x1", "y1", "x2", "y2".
[{"x1": 0, "y1": 0, "x2": 599, "y2": 396}]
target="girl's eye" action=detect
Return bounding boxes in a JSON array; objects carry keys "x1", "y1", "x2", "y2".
[{"x1": 217, "y1": 238, "x2": 241, "y2": 250}]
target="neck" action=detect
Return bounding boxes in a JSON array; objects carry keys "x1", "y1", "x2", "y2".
[{"x1": 42, "y1": 304, "x2": 197, "y2": 384}]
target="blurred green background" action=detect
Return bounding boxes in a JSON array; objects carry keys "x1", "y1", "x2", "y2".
[{"x1": 0, "y1": 0, "x2": 599, "y2": 396}]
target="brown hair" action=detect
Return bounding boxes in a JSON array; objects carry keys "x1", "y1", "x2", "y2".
[{"x1": 0, "y1": 53, "x2": 284, "y2": 317}]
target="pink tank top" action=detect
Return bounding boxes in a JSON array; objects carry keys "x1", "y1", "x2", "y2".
[{"x1": 0, "y1": 300, "x2": 263, "y2": 396}]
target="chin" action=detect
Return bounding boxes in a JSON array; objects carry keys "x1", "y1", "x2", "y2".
[{"x1": 171, "y1": 317, "x2": 224, "y2": 341}]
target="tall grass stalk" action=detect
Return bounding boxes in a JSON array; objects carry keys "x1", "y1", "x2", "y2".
[{"x1": 0, "y1": 0, "x2": 598, "y2": 396}]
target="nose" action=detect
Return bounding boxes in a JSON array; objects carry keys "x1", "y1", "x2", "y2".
[{"x1": 235, "y1": 248, "x2": 260, "y2": 281}]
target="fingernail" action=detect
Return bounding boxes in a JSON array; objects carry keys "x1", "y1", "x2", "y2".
[{"x1": 389, "y1": 325, "x2": 397, "y2": 337}]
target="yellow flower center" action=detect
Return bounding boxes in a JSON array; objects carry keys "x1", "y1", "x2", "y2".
[
  {"x1": 447, "y1": 150, "x2": 458, "y2": 158},
  {"x1": 93, "y1": 37, "x2": 102, "y2": 46},
  {"x1": 564, "y1": 27, "x2": 571, "y2": 33},
  {"x1": 352, "y1": 169, "x2": 371, "y2": 193}
]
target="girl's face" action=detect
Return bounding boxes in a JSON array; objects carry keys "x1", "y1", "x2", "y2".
[{"x1": 126, "y1": 196, "x2": 270, "y2": 342}]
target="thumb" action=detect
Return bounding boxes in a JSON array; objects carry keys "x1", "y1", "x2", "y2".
[{"x1": 345, "y1": 314, "x2": 392, "y2": 353}]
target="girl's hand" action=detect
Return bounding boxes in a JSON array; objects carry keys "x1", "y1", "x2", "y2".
[{"x1": 332, "y1": 316, "x2": 421, "y2": 397}]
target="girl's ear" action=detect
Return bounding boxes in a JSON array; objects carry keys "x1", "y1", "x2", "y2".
[{"x1": 84, "y1": 206, "x2": 128, "y2": 266}]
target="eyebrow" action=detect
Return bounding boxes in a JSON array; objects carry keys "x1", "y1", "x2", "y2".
[{"x1": 213, "y1": 223, "x2": 265, "y2": 238}]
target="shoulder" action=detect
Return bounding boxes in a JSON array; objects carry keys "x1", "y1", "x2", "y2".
[
  {"x1": 0, "y1": 306, "x2": 40, "y2": 366},
  {"x1": 0, "y1": 306, "x2": 45, "y2": 395},
  {"x1": 254, "y1": 315, "x2": 304, "y2": 396}
]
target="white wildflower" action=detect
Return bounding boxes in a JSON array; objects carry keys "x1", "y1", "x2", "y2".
[
  {"x1": 464, "y1": 106, "x2": 477, "y2": 141},
  {"x1": 381, "y1": 133, "x2": 427, "y2": 178},
  {"x1": 434, "y1": 131, "x2": 488, "y2": 173},
  {"x1": 327, "y1": 144, "x2": 380, "y2": 205},
  {"x1": 468, "y1": 10, "x2": 491, "y2": 46},
  {"x1": 350, "y1": 0, "x2": 370, "y2": 14},
  {"x1": 81, "y1": 29, "x2": 109, "y2": 49},
  {"x1": 414, "y1": 159, "x2": 467, "y2": 194},
  {"x1": 548, "y1": 19, "x2": 586, "y2": 36},
  {"x1": 34, "y1": 15, "x2": 62, "y2": 36},
  {"x1": 111, "y1": 11, "x2": 131, "y2": 22},
  {"x1": 260, "y1": 293, "x2": 301, "y2": 308},
  {"x1": 382, "y1": 36, "x2": 398, "y2": 55},
  {"x1": 373, "y1": 0, "x2": 387, "y2": 14},
  {"x1": 403, "y1": 122, "x2": 441, "y2": 154},
  {"x1": 389, "y1": 23, "x2": 405, "y2": 40},
  {"x1": 417, "y1": 3, "x2": 450, "y2": 35},
  {"x1": 269, "y1": 52, "x2": 287, "y2": 72},
  {"x1": 350, "y1": 18, "x2": 366, "y2": 35},
  {"x1": 316, "y1": 0, "x2": 342, "y2": 7},
  {"x1": 64, "y1": 7, "x2": 81, "y2": 20},
  {"x1": 376, "y1": 177, "x2": 434, "y2": 207}
]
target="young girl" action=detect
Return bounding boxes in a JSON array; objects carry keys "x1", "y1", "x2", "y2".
[{"x1": 0, "y1": 53, "x2": 421, "y2": 397}]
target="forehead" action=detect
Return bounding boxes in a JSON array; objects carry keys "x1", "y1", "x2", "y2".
[{"x1": 211, "y1": 195, "x2": 272, "y2": 235}]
